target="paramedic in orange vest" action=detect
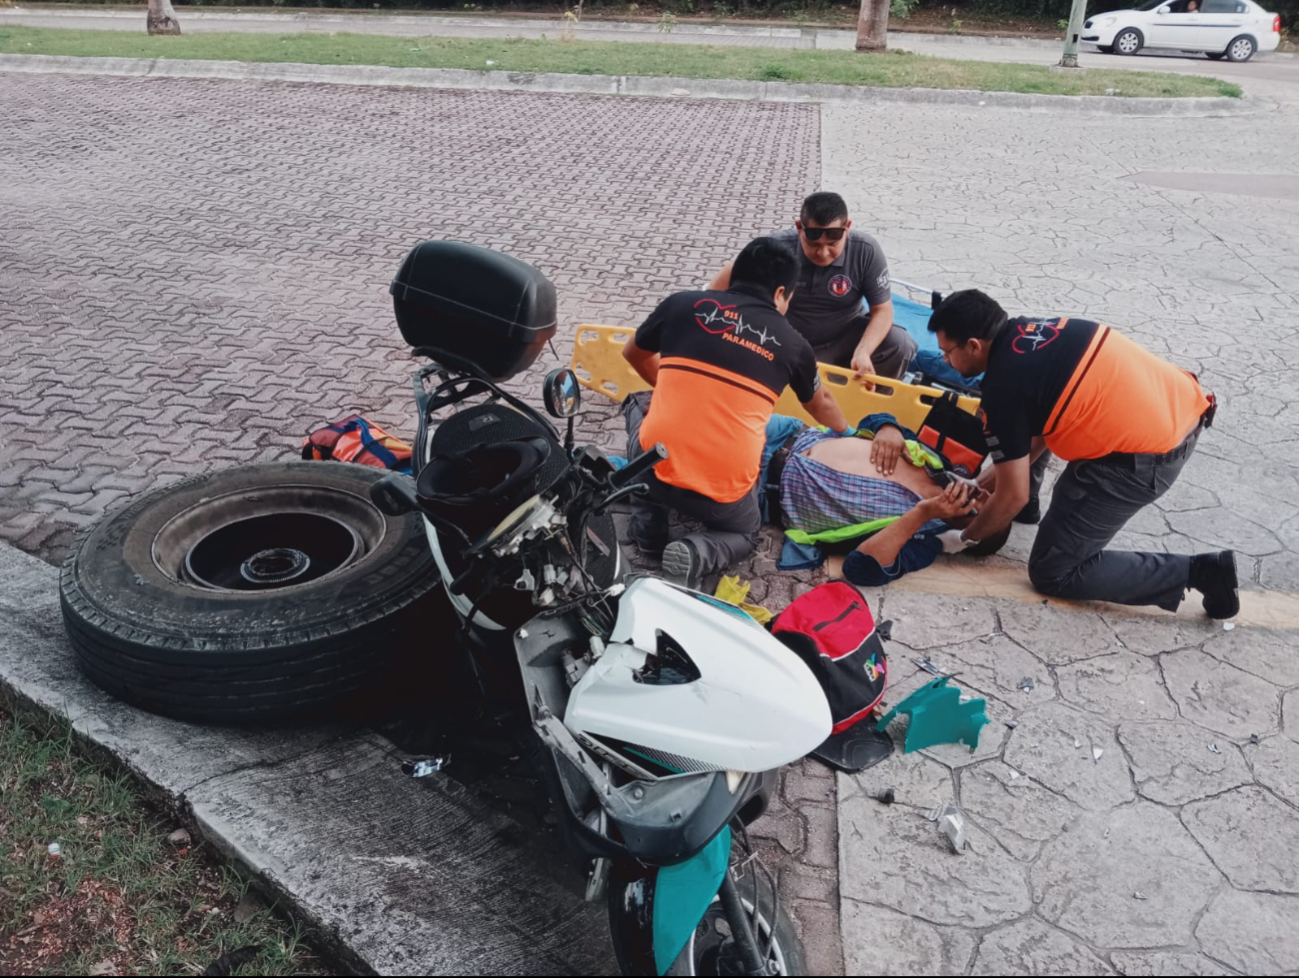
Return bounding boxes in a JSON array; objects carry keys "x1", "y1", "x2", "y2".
[
  {"x1": 622, "y1": 236, "x2": 852, "y2": 590},
  {"x1": 928, "y1": 290, "x2": 1238, "y2": 619}
]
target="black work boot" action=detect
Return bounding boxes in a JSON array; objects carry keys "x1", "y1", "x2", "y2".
[
  {"x1": 661, "y1": 539, "x2": 702, "y2": 591},
  {"x1": 1189, "y1": 551, "x2": 1240, "y2": 620},
  {"x1": 1014, "y1": 499, "x2": 1042, "y2": 525}
]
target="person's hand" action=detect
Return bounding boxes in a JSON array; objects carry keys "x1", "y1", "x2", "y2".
[
  {"x1": 918, "y1": 481, "x2": 977, "y2": 523},
  {"x1": 977, "y1": 466, "x2": 997, "y2": 492},
  {"x1": 870, "y1": 426, "x2": 906, "y2": 476},
  {"x1": 850, "y1": 345, "x2": 877, "y2": 392}
]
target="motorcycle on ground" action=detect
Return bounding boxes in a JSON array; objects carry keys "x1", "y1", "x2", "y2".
[{"x1": 371, "y1": 240, "x2": 833, "y2": 976}]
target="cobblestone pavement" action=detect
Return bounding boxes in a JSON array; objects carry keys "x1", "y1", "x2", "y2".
[
  {"x1": 0, "y1": 70, "x2": 847, "y2": 972},
  {"x1": 822, "y1": 84, "x2": 1299, "y2": 975}
]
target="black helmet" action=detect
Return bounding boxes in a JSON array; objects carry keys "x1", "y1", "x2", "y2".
[{"x1": 416, "y1": 436, "x2": 553, "y2": 522}]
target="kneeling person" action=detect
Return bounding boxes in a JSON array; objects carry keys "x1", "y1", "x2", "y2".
[{"x1": 622, "y1": 236, "x2": 852, "y2": 589}]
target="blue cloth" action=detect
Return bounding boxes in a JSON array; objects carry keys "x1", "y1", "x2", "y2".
[
  {"x1": 607, "y1": 455, "x2": 629, "y2": 470},
  {"x1": 883, "y1": 293, "x2": 982, "y2": 391}
]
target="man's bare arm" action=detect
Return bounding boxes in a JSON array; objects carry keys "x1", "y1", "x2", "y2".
[
  {"x1": 851, "y1": 299, "x2": 896, "y2": 375},
  {"x1": 962, "y1": 456, "x2": 1030, "y2": 543},
  {"x1": 706, "y1": 262, "x2": 733, "y2": 292},
  {"x1": 622, "y1": 336, "x2": 660, "y2": 387},
  {"x1": 802, "y1": 385, "x2": 849, "y2": 434}
]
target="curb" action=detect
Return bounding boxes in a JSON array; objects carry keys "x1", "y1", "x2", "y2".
[
  {"x1": 0, "y1": 541, "x2": 616, "y2": 975},
  {"x1": 0, "y1": 53, "x2": 1256, "y2": 116}
]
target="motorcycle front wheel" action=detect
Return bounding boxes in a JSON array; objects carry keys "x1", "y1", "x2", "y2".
[{"x1": 666, "y1": 878, "x2": 806, "y2": 976}]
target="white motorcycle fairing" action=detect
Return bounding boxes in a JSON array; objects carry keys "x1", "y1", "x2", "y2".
[{"x1": 564, "y1": 577, "x2": 832, "y2": 776}]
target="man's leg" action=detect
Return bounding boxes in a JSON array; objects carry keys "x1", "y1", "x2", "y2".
[
  {"x1": 1017, "y1": 451, "x2": 1053, "y2": 525},
  {"x1": 1028, "y1": 450, "x2": 1195, "y2": 610},
  {"x1": 622, "y1": 391, "x2": 669, "y2": 555},
  {"x1": 819, "y1": 325, "x2": 917, "y2": 379},
  {"x1": 869, "y1": 324, "x2": 920, "y2": 380},
  {"x1": 661, "y1": 484, "x2": 763, "y2": 589}
]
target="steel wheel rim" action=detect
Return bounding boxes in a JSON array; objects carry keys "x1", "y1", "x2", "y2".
[
  {"x1": 684, "y1": 900, "x2": 789, "y2": 976},
  {"x1": 152, "y1": 485, "x2": 387, "y2": 592}
]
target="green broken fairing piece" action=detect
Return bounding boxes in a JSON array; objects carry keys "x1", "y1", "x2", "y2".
[{"x1": 875, "y1": 676, "x2": 989, "y2": 754}]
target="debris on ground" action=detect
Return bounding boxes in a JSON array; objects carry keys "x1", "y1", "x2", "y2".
[
  {"x1": 168, "y1": 828, "x2": 193, "y2": 848},
  {"x1": 877, "y1": 677, "x2": 989, "y2": 754},
  {"x1": 926, "y1": 805, "x2": 969, "y2": 854},
  {"x1": 1209, "y1": 743, "x2": 1222, "y2": 754},
  {"x1": 402, "y1": 756, "x2": 449, "y2": 778},
  {"x1": 1017, "y1": 676, "x2": 1035, "y2": 692},
  {"x1": 713, "y1": 575, "x2": 775, "y2": 625}
]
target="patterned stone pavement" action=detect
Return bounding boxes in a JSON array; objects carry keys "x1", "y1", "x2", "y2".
[
  {"x1": 3, "y1": 64, "x2": 1299, "y2": 976},
  {"x1": 823, "y1": 86, "x2": 1299, "y2": 975}
]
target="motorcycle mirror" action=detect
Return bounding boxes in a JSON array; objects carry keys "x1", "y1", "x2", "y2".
[{"x1": 543, "y1": 367, "x2": 583, "y2": 419}]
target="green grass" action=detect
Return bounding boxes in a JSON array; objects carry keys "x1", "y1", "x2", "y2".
[
  {"x1": 0, "y1": 26, "x2": 1242, "y2": 98},
  {"x1": 0, "y1": 705, "x2": 324, "y2": 976}
]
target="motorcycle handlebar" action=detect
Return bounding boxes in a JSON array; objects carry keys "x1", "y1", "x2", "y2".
[{"x1": 609, "y1": 443, "x2": 667, "y2": 490}]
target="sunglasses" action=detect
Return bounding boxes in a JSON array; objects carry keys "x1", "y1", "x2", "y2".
[{"x1": 800, "y1": 225, "x2": 847, "y2": 242}]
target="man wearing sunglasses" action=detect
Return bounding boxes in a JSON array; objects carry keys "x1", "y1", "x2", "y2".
[{"x1": 708, "y1": 191, "x2": 917, "y2": 380}]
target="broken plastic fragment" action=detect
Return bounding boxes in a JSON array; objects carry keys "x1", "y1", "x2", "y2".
[
  {"x1": 1008, "y1": 769, "x2": 1020, "y2": 779},
  {"x1": 1092, "y1": 747, "x2": 1104, "y2": 763},
  {"x1": 876, "y1": 677, "x2": 989, "y2": 754},
  {"x1": 402, "y1": 757, "x2": 449, "y2": 778},
  {"x1": 1223, "y1": 621, "x2": 1236, "y2": 631},
  {"x1": 1209, "y1": 743, "x2": 1221, "y2": 754},
  {"x1": 1250, "y1": 734, "x2": 1261, "y2": 746},
  {"x1": 914, "y1": 657, "x2": 945, "y2": 676},
  {"x1": 1018, "y1": 676, "x2": 1035, "y2": 692},
  {"x1": 1073, "y1": 737, "x2": 1082, "y2": 749},
  {"x1": 939, "y1": 811, "x2": 967, "y2": 853},
  {"x1": 1134, "y1": 891, "x2": 1147, "y2": 901},
  {"x1": 1005, "y1": 720, "x2": 1019, "y2": 729}
]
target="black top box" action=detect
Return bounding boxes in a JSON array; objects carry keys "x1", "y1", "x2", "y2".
[{"x1": 390, "y1": 240, "x2": 559, "y2": 381}]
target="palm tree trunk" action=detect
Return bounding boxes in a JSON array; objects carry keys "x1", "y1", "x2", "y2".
[
  {"x1": 856, "y1": 0, "x2": 890, "y2": 52},
  {"x1": 147, "y1": 0, "x2": 181, "y2": 36}
]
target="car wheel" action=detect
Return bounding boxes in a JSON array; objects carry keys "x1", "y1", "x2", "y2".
[
  {"x1": 1226, "y1": 35, "x2": 1256, "y2": 62},
  {"x1": 1114, "y1": 28, "x2": 1143, "y2": 56},
  {"x1": 1206, "y1": 51, "x2": 1227, "y2": 59},
  {"x1": 60, "y1": 462, "x2": 444, "y2": 725}
]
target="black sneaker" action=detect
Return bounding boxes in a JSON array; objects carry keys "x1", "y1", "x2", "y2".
[
  {"x1": 633, "y1": 539, "x2": 667, "y2": 561},
  {"x1": 661, "y1": 539, "x2": 702, "y2": 590},
  {"x1": 1190, "y1": 550, "x2": 1239, "y2": 620},
  {"x1": 1014, "y1": 499, "x2": 1041, "y2": 525}
]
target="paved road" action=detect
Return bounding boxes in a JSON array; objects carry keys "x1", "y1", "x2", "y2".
[{"x1": 3, "y1": 5, "x2": 1295, "y2": 89}]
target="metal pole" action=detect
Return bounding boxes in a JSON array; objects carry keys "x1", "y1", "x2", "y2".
[{"x1": 1059, "y1": 0, "x2": 1089, "y2": 67}]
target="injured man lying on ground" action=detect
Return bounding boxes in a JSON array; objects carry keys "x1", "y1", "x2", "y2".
[{"x1": 621, "y1": 391, "x2": 1010, "y2": 587}]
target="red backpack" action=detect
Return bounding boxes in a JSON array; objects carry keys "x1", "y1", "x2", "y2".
[{"x1": 770, "y1": 581, "x2": 888, "y2": 736}]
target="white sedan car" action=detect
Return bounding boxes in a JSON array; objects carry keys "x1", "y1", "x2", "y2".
[{"x1": 1083, "y1": 0, "x2": 1282, "y2": 61}]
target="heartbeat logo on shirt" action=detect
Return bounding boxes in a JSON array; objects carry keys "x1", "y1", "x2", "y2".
[
  {"x1": 1011, "y1": 319, "x2": 1063, "y2": 354},
  {"x1": 693, "y1": 299, "x2": 783, "y2": 348}
]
